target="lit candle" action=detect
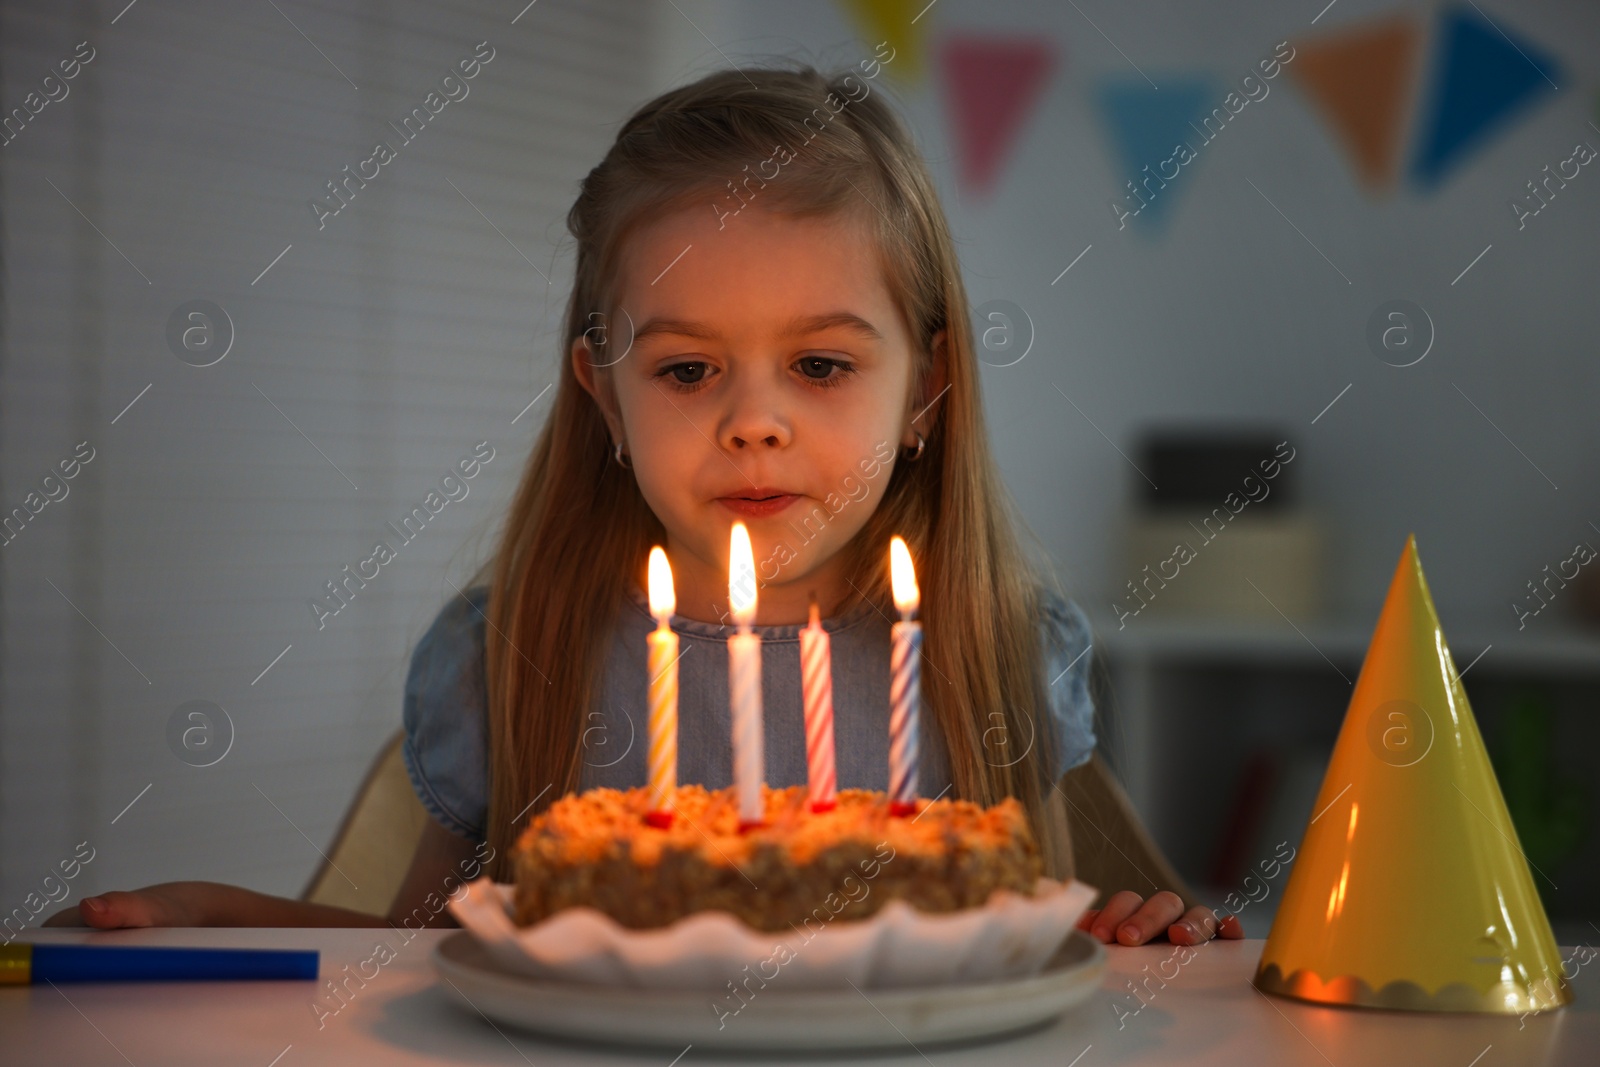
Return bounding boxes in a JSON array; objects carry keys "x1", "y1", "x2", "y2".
[
  {"x1": 800, "y1": 596, "x2": 837, "y2": 812},
  {"x1": 727, "y1": 522, "x2": 765, "y2": 829},
  {"x1": 645, "y1": 546, "x2": 678, "y2": 828},
  {"x1": 888, "y1": 536, "x2": 921, "y2": 817}
]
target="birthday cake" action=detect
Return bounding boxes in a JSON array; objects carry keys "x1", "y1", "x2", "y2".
[{"x1": 510, "y1": 783, "x2": 1041, "y2": 933}]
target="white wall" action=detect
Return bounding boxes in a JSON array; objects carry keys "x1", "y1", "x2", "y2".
[{"x1": 693, "y1": 0, "x2": 1600, "y2": 629}]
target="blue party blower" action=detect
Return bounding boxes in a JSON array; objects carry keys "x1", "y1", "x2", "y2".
[{"x1": 0, "y1": 942, "x2": 318, "y2": 984}]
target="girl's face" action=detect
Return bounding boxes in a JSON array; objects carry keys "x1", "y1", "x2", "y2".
[{"x1": 575, "y1": 204, "x2": 945, "y2": 625}]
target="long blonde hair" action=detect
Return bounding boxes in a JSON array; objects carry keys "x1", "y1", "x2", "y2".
[{"x1": 474, "y1": 65, "x2": 1071, "y2": 880}]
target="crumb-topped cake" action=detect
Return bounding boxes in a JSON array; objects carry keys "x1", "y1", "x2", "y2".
[{"x1": 510, "y1": 783, "x2": 1041, "y2": 932}]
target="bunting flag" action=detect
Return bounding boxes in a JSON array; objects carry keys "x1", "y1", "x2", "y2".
[
  {"x1": 1410, "y1": 4, "x2": 1562, "y2": 188},
  {"x1": 938, "y1": 36, "x2": 1057, "y2": 197},
  {"x1": 1094, "y1": 78, "x2": 1215, "y2": 234},
  {"x1": 1290, "y1": 16, "x2": 1421, "y2": 191},
  {"x1": 836, "y1": 0, "x2": 927, "y2": 82}
]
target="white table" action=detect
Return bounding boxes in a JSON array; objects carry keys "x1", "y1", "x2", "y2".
[{"x1": 3, "y1": 927, "x2": 1594, "y2": 1065}]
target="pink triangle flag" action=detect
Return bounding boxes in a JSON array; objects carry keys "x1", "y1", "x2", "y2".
[{"x1": 939, "y1": 36, "x2": 1057, "y2": 196}]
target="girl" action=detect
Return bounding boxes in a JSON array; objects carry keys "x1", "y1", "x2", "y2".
[{"x1": 49, "y1": 65, "x2": 1238, "y2": 948}]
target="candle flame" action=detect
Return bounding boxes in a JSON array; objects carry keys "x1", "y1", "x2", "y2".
[
  {"x1": 890, "y1": 536, "x2": 919, "y2": 614},
  {"x1": 648, "y1": 545, "x2": 675, "y2": 621},
  {"x1": 729, "y1": 522, "x2": 757, "y2": 626}
]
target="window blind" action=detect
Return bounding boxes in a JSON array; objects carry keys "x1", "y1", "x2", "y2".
[{"x1": 1, "y1": 0, "x2": 651, "y2": 914}]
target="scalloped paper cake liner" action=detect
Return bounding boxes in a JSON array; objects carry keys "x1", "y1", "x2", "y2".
[{"x1": 448, "y1": 874, "x2": 1097, "y2": 991}]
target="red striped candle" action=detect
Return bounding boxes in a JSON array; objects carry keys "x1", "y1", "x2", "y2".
[{"x1": 800, "y1": 598, "x2": 837, "y2": 812}]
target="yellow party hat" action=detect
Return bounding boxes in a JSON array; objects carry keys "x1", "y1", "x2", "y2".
[{"x1": 1254, "y1": 535, "x2": 1571, "y2": 1012}]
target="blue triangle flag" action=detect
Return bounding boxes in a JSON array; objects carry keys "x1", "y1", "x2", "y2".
[
  {"x1": 1410, "y1": 5, "x2": 1561, "y2": 188},
  {"x1": 1095, "y1": 78, "x2": 1216, "y2": 234}
]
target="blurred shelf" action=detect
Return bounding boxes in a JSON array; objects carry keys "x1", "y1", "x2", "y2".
[
  {"x1": 1089, "y1": 611, "x2": 1600, "y2": 676},
  {"x1": 1093, "y1": 608, "x2": 1600, "y2": 917}
]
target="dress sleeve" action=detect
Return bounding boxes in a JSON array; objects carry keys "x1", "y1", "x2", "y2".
[
  {"x1": 400, "y1": 586, "x2": 491, "y2": 841},
  {"x1": 1037, "y1": 586, "x2": 1098, "y2": 781}
]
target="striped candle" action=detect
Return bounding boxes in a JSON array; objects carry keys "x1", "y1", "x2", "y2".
[
  {"x1": 800, "y1": 598, "x2": 837, "y2": 812},
  {"x1": 728, "y1": 522, "x2": 765, "y2": 829},
  {"x1": 645, "y1": 546, "x2": 678, "y2": 827},
  {"x1": 888, "y1": 536, "x2": 921, "y2": 816}
]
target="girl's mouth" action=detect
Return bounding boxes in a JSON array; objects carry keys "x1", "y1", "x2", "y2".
[{"x1": 716, "y1": 493, "x2": 800, "y2": 518}]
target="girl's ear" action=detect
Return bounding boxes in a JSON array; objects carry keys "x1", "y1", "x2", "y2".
[
  {"x1": 571, "y1": 336, "x2": 626, "y2": 444},
  {"x1": 905, "y1": 329, "x2": 949, "y2": 446}
]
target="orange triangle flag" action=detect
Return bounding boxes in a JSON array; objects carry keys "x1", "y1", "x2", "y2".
[
  {"x1": 1290, "y1": 17, "x2": 1421, "y2": 190},
  {"x1": 1256, "y1": 535, "x2": 1570, "y2": 1013}
]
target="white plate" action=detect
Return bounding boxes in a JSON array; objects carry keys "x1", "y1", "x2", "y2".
[
  {"x1": 447, "y1": 876, "x2": 1098, "y2": 990},
  {"x1": 431, "y1": 928, "x2": 1106, "y2": 1051}
]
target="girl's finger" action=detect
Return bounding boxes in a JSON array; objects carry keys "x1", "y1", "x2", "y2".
[
  {"x1": 1116, "y1": 890, "x2": 1186, "y2": 946},
  {"x1": 79, "y1": 891, "x2": 160, "y2": 929},
  {"x1": 1076, "y1": 908, "x2": 1100, "y2": 931},
  {"x1": 1169, "y1": 905, "x2": 1221, "y2": 944},
  {"x1": 1088, "y1": 890, "x2": 1147, "y2": 943},
  {"x1": 1168, "y1": 906, "x2": 1248, "y2": 944}
]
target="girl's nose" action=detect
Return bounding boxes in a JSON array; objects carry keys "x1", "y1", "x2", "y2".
[{"x1": 719, "y1": 384, "x2": 792, "y2": 452}]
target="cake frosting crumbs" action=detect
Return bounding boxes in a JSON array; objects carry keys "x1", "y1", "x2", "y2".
[{"x1": 510, "y1": 783, "x2": 1041, "y2": 932}]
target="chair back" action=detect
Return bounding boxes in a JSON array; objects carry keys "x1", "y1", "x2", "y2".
[
  {"x1": 301, "y1": 729, "x2": 430, "y2": 916},
  {"x1": 1059, "y1": 753, "x2": 1197, "y2": 909}
]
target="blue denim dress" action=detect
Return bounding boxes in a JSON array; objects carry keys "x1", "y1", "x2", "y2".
[{"x1": 401, "y1": 582, "x2": 1096, "y2": 841}]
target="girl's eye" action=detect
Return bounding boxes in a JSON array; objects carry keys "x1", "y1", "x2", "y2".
[
  {"x1": 796, "y1": 354, "x2": 854, "y2": 385},
  {"x1": 666, "y1": 362, "x2": 708, "y2": 385}
]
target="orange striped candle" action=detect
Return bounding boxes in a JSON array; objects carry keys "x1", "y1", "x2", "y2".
[
  {"x1": 645, "y1": 546, "x2": 678, "y2": 828},
  {"x1": 800, "y1": 598, "x2": 837, "y2": 812}
]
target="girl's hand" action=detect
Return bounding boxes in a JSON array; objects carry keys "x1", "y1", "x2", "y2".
[
  {"x1": 41, "y1": 882, "x2": 209, "y2": 929},
  {"x1": 41, "y1": 881, "x2": 392, "y2": 928},
  {"x1": 1077, "y1": 890, "x2": 1245, "y2": 946}
]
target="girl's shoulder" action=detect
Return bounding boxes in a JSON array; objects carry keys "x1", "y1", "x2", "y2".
[
  {"x1": 1031, "y1": 584, "x2": 1097, "y2": 780},
  {"x1": 1034, "y1": 584, "x2": 1092, "y2": 651},
  {"x1": 405, "y1": 586, "x2": 490, "y2": 700},
  {"x1": 400, "y1": 586, "x2": 492, "y2": 841}
]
